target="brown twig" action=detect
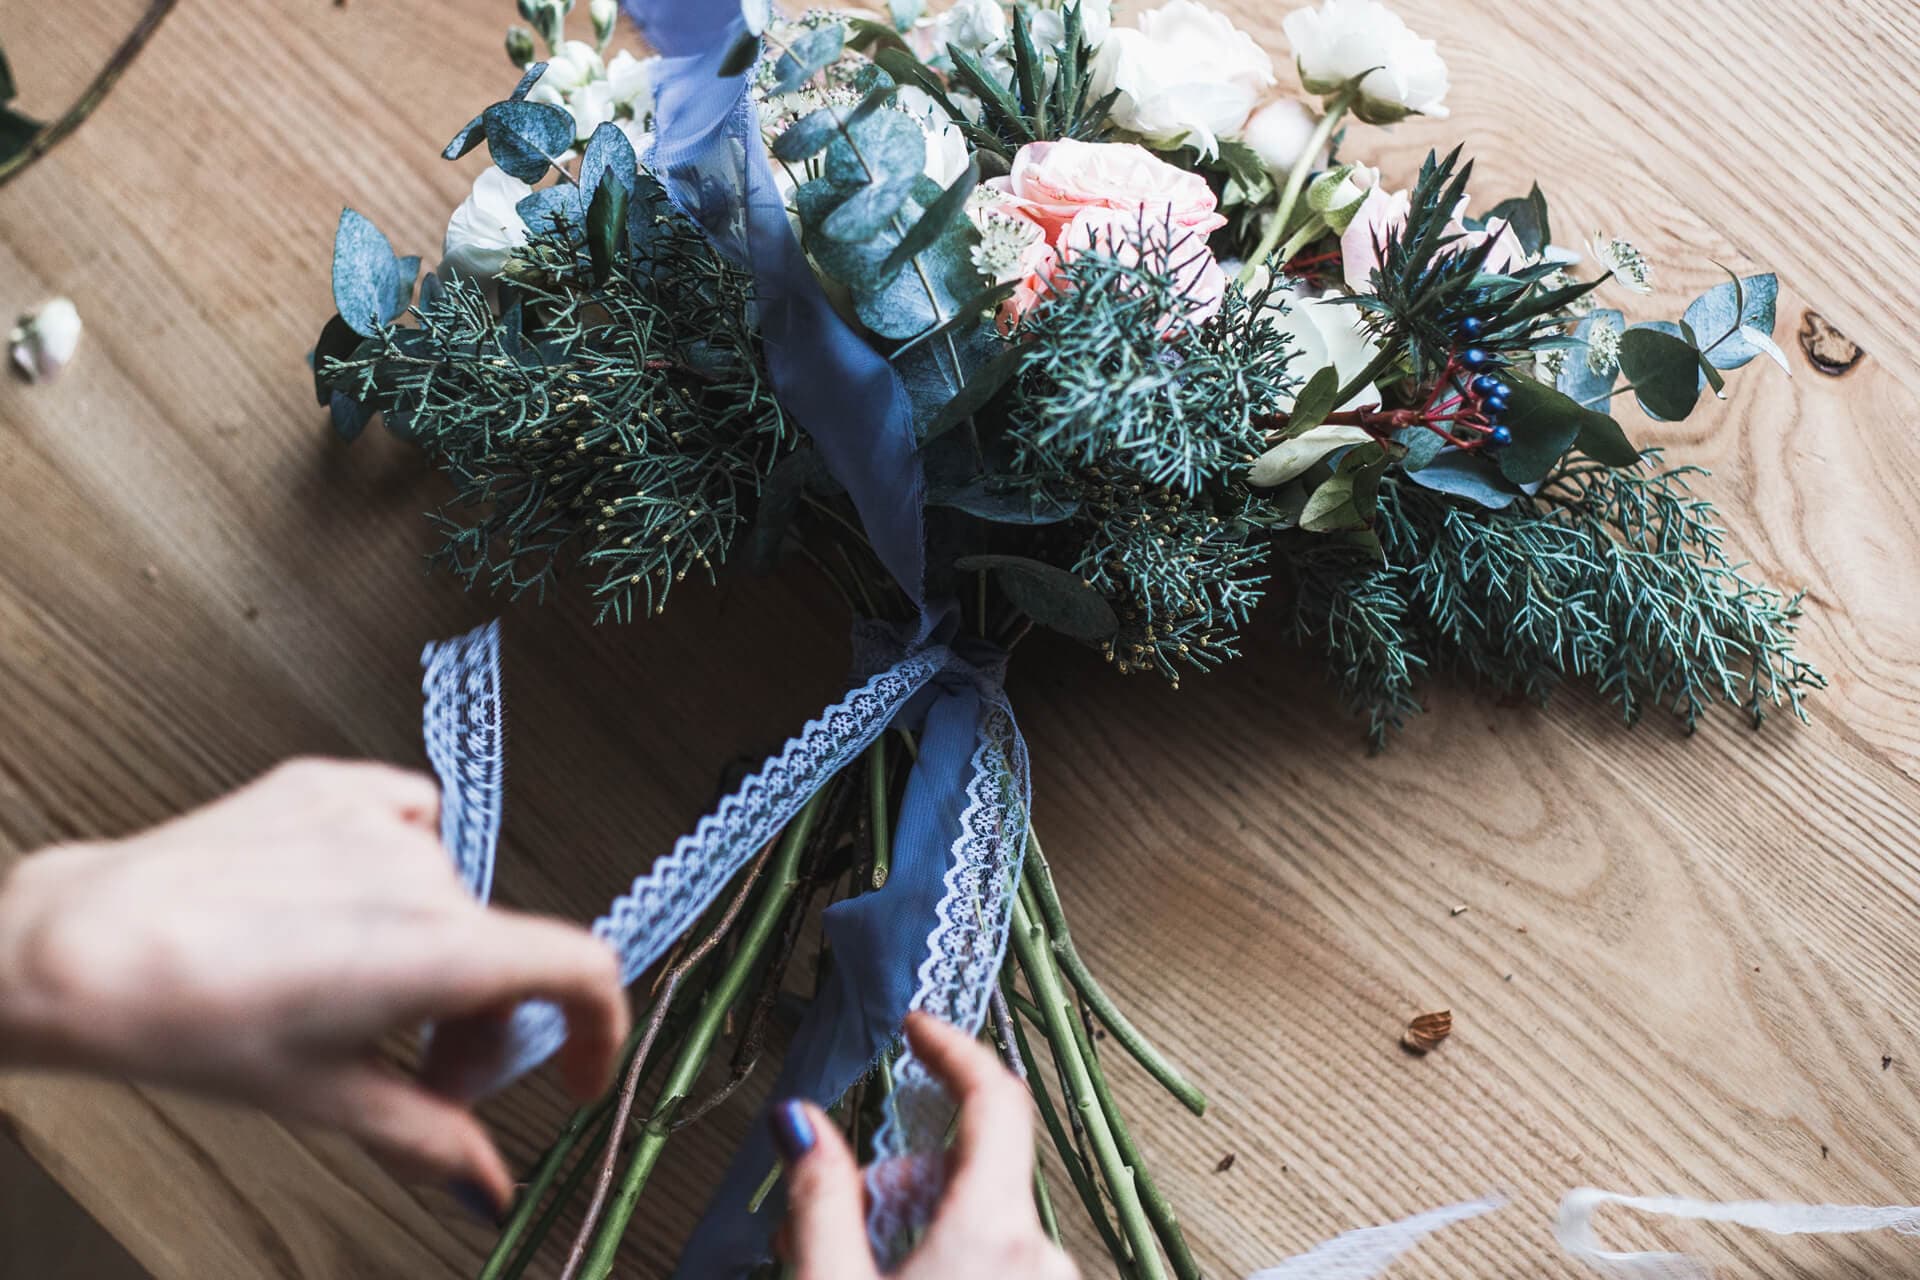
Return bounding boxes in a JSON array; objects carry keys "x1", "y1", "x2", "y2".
[
  {"x1": 0, "y1": 0, "x2": 185, "y2": 190},
  {"x1": 556, "y1": 837, "x2": 778, "y2": 1280}
]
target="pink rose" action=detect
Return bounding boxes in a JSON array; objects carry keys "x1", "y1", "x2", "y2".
[
  {"x1": 1056, "y1": 207, "x2": 1227, "y2": 335},
  {"x1": 995, "y1": 226, "x2": 1063, "y2": 334},
  {"x1": 1338, "y1": 185, "x2": 1528, "y2": 292},
  {"x1": 988, "y1": 139, "x2": 1227, "y2": 243}
]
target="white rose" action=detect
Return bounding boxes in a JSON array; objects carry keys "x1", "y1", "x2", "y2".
[
  {"x1": 8, "y1": 297, "x2": 82, "y2": 383},
  {"x1": 1092, "y1": 0, "x2": 1274, "y2": 157},
  {"x1": 1265, "y1": 286, "x2": 1383, "y2": 413},
  {"x1": 565, "y1": 78, "x2": 617, "y2": 142},
  {"x1": 1078, "y1": 0, "x2": 1113, "y2": 44},
  {"x1": 938, "y1": 0, "x2": 1008, "y2": 53},
  {"x1": 1242, "y1": 98, "x2": 1322, "y2": 173},
  {"x1": 1282, "y1": 0, "x2": 1449, "y2": 125},
  {"x1": 896, "y1": 89, "x2": 972, "y2": 186},
  {"x1": 614, "y1": 117, "x2": 654, "y2": 158},
  {"x1": 536, "y1": 39, "x2": 606, "y2": 95},
  {"x1": 606, "y1": 51, "x2": 659, "y2": 122},
  {"x1": 441, "y1": 167, "x2": 535, "y2": 281}
]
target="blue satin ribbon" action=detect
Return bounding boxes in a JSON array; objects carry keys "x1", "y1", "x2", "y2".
[{"x1": 618, "y1": 1, "x2": 1027, "y2": 1274}]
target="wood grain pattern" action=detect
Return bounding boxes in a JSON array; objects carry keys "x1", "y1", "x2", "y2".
[{"x1": 1, "y1": 1, "x2": 1917, "y2": 1276}]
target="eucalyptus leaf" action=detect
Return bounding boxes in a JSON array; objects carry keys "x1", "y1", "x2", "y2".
[
  {"x1": 1574, "y1": 411, "x2": 1641, "y2": 467},
  {"x1": 1497, "y1": 372, "x2": 1610, "y2": 485},
  {"x1": 0, "y1": 105, "x2": 37, "y2": 165},
  {"x1": 872, "y1": 48, "x2": 967, "y2": 124},
  {"x1": 1487, "y1": 183, "x2": 1551, "y2": 257},
  {"x1": 580, "y1": 121, "x2": 638, "y2": 202},
  {"x1": 1682, "y1": 270, "x2": 1778, "y2": 370},
  {"x1": 954, "y1": 554, "x2": 1117, "y2": 642},
  {"x1": 330, "y1": 391, "x2": 373, "y2": 442},
  {"x1": 1619, "y1": 324, "x2": 1703, "y2": 421},
  {"x1": 445, "y1": 62, "x2": 549, "y2": 160},
  {"x1": 769, "y1": 25, "x2": 845, "y2": 96},
  {"x1": 0, "y1": 44, "x2": 16, "y2": 102},
  {"x1": 1286, "y1": 366, "x2": 1343, "y2": 435},
  {"x1": 1402, "y1": 448, "x2": 1522, "y2": 509},
  {"x1": 922, "y1": 343, "x2": 1021, "y2": 441},
  {"x1": 518, "y1": 185, "x2": 582, "y2": 236},
  {"x1": 877, "y1": 160, "x2": 978, "y2": 280},
  {"x1": 824, "y1": 105, "x2": 925, "y2": 191},
  {"x1": 482, "y1": 99, "x2": 575, "y2": 182},
  {"x1": 1394, "y1": 426, "x2": 1447, "y2": 472},
  {"x1": 1739, "y1": 323, "x2": 1792, "y2": 375},
  {"x1": 331, "y1": 209, "x2": 403, "y2": 337},
  {"x1": 822, "y1": 177, "x2": 917, "y2": 241}
]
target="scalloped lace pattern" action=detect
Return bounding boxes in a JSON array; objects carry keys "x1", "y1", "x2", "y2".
[
  {"x1": 421, "y1": 622, "x2": 505, "y2": 900},
  {"x1": 421, "y1": 620, "x2": 951, "y2": 1093},
  {"x1": 865, "y1": 681, "x2": 1030, "y2": 1263}
]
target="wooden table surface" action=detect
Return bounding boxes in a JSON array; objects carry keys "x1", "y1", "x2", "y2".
[{"x1": 2, "y1": 2, "x2": 1917, "y2": 1277}]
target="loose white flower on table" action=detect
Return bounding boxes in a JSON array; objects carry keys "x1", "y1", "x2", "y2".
[
  {"x1": 1092, "y1": 0, "x2": 1275, "y2": 157},
  {"x1": 441, "y1": 167, "x2": 535, "y2": 281},
  {"x1": 8, "y1": 298, "x2": 82, "y2": 384},
  {"x1": 1591, "y1": 234, "x2": 1652, "y2": 294},
  {"x1": 1283, "y1": 0, "x2": 1450, "y2": 125},
  {"x1": 1243, "y1": 98, "x2": 1323, "y2": 173}
]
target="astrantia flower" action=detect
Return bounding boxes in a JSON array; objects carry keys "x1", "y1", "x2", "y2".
[
  {"x1": 441, "y1": 167, "x2": 535, "y2": 281},
  {"x1": 970, "y1": 202, "x2": 1048, "y2": 284},
  {"x1": 1586, "y1": 317, "x2": 1623, "y2": 373},
  {"x1": 1591, "y1": 234, "x2": 1652, "y2": 294},
  {"x1": 1092, "y1": 0, "x2": 1275, "y2": 157},
  {"x1": 9, "y1": 298, "x2": 82, "y2": 383},
  {"x1": 1282, "y1": 0, "x2": 1449, "y2": 125}
]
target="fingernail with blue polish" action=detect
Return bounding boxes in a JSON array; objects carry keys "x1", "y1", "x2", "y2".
[
  {"x1": 769, "y1": 1098, "x2": 816, "y2": 1165},
  {"x1": 448, "y1": 1178, "x2": 500, "y2": 1226}
]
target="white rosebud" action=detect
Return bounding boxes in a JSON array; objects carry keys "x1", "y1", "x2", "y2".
[
  {"x1": 8, "y1": 298, "x2": 82, "y2": 384},
  {"x1": 505, "y1": 25, "x2": 538, "y2": 68},
  {"x1": 1282, "y1": 0, "x2": 1449, "y2": 126},
  {"x1": 1092, "y1": 0, "x2": 1274, "y2": 158},
  {"x1": 590, "y1": 0, "x2": 618, "y2": 47},
  {"x1": 1242, "y1": 98, "x2": 1322, "y2": 173},
  {"x1": 1590, "y1": 234, "x2": 1652, "y2": 294},
  {"x1": 441, "y1": 167, "x2": 535, "y2": 281},
  {"x1": 605, "y1": 50, "x2": 658, "y2": 122}
]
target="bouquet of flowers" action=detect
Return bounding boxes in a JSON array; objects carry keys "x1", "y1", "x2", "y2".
[{"x1": 311, "y1": 0, "x2": 1822, "y2": 1275}]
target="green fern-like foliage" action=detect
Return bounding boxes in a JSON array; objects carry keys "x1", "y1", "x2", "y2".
[
  {"x1": 996, "y1": 246, "x2": 1295, "y2": 677},
  {"x1": 1288, "y1": 456, "x2": 1825, "y2": 747},
  {"x1": 323, "y1": 179, "x2": 789, "y2": 622}
]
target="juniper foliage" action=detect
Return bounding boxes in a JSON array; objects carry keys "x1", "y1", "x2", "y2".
[
  {"x1": 321, "y1": 178, "x2": 789, "y2": 622},
  {"x1": 999, "y1": 245, "x2": 1295, "y2": 676},
  {"x1": 1288, "y1": 456, "x2": 1825, "y2": 747}
]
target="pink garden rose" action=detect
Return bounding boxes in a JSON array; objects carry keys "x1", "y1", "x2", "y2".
[
  {"x1": 988, "y1": 139, "x2": 1228, "y2": 242},
  {"x1": 990, "y1": 140, "x2": 1229, "y2": 332}
]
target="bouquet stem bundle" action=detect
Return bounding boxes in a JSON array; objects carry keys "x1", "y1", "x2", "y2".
[{"x1": 475, "y1": 726, "x2": 1206, "y2": 1280}]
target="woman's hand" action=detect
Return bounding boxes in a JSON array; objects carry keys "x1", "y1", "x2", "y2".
[
  {"x1": 771, "y1": 1011, "x2": 1080, "y2": 1280},
  {"x1": 0, "y1": 758, "x2": 630, "y2": 1214}
]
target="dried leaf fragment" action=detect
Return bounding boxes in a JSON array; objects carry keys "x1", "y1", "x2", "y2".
[{"x1": 1401, "y1": 1009, "x2": 1453, "y2": 1055}]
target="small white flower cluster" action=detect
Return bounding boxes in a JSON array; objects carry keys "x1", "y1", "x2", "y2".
[
  {"x1": 968, "y1": 193, "x2": 1046, "y2": 285},
  {"x1": 1591, "y1": 234, "x2": 1653, "y2": 295},
  {"x1": 1586, "y1": 317, "x2": 1624, "y2": 374},
  {"x1": 528, "y1": 41, "x2": 659, "y2": 149}
]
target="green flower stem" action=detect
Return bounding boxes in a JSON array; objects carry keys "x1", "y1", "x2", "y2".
[
  {"x1": 479, "y1": 1059, "x2": 627, "y2": 1278},
  {"x1": 499, "y1": 1106, "x2": 617, "y2": 1280},
  {"x1": 1237, "y1": 86, "x2": 1357, "y2": 288},
  {"x1": 868, "y1": 735, "x2": 892, "y2": 890},
  {"x1": 1003, "y1": 974, "x2": 1135, "y2": 1273},
  {"x1": 578, "y1": 789, "x2": 830, "y2": 1280},
  {"x1": 1034, "y1": 1157, "x2": 1062, "y2": 1246},
  {"x1": 1060, "y1": 981, "x2": 1200, "y2": 1280},
  {"x1": 1023, "y1": 837, "x2": 1207, "y2": 1117},
  {"x1": 1011, "y1": 889, "x2": 1167, "y2": 1280}
]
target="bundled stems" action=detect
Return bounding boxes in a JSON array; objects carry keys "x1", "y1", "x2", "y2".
[
  {"x1": 576, "y1": 790, "x2": 829, "y2": 1279},
  {"x1": 558, "y1": 837, "x2": 780, "y2": 1280},
  {"x1": 1023, "y1": 836, "x2": 1207, "y2": 1117},
  {"x1": 1010, "y1": 889, "x2": 1168, "y2": 1280}
]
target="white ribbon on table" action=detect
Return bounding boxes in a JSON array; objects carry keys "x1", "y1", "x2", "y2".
[{"x1": 1245, "y1": 1190, "x2": 1920, "y2": 1278}]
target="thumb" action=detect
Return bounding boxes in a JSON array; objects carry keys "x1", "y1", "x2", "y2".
[{"x1": 772, "y1": 1099, "x2": 879, "y2": 1280}]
